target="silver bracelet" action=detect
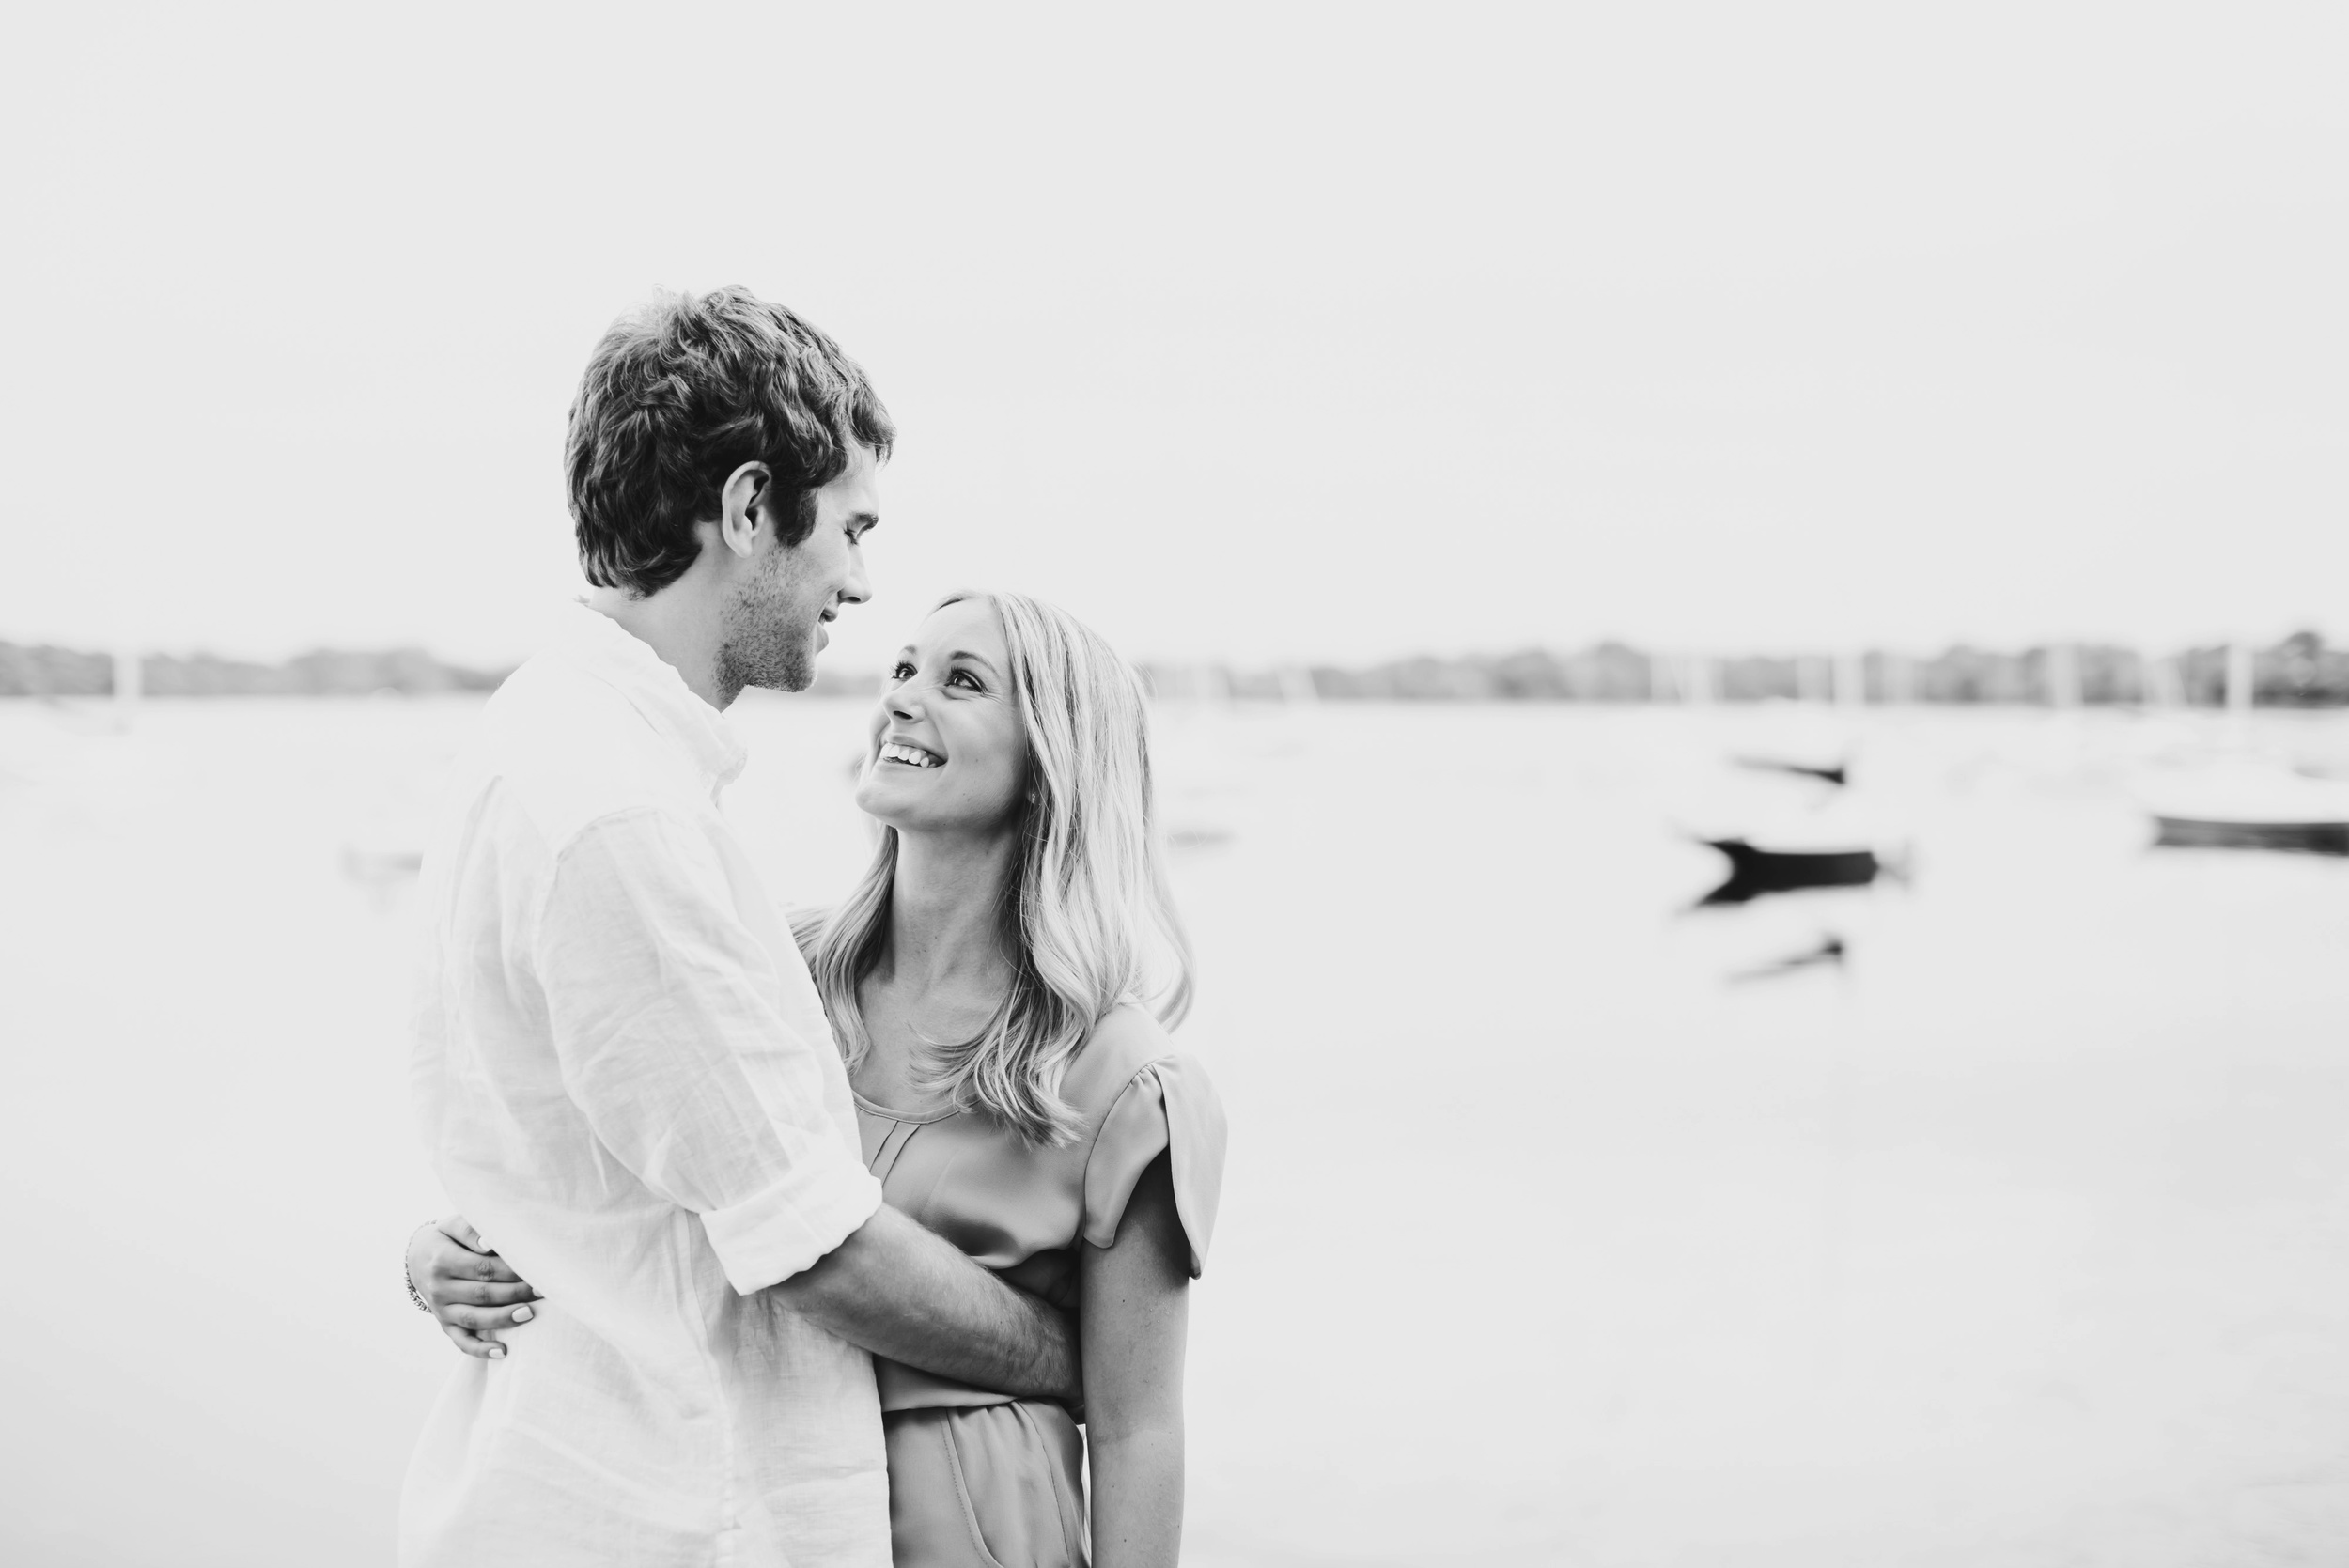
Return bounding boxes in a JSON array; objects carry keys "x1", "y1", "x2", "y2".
[{"x1": 406, "y1": 1222, "x2": 436, "y2": 1313}]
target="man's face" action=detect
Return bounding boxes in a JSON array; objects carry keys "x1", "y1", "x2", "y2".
[{"x1": 719, "y1": 445, "x2": 879, "y2": 695}]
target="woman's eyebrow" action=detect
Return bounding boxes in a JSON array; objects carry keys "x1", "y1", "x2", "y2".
[{"x1": 946, "y1": 651, "x2": 1003, "y2": 676}]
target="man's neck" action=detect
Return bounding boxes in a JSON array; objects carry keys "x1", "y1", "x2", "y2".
[{"x1": 583, "y1": 584, "x2": 732, "y2": 709}]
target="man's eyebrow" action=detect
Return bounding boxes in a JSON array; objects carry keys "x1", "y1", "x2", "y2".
[{"x1": 848, "y1": 511, "x2": 879, "y2": 533}]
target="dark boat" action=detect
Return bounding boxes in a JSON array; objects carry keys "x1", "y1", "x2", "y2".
[
  {"x1": 1700, "y1": 838, "x2": 1880, "y2": 905},
  {"x1": 2153, "y1": 816, "x2": 2349, "y2": 855},
  {"x1": 2134, "y1": 762, "x2": 2349, "y2": 858}
]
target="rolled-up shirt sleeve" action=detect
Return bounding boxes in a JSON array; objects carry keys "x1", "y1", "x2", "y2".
[{"x1": 532, "y1": 807, "x2": 882, "y2": 1293}]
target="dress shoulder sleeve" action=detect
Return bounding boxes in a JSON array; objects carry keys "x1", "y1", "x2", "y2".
[{"x1": 1080, "y1": 1053, "x2": 1227, "y2": 1278}]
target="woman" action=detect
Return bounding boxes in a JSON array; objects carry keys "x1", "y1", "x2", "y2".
[{"x1": 408, "y1": 590, "x2": 1225, "y2": 1568}]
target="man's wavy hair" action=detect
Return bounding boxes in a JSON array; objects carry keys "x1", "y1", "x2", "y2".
[{"x1": 566, "y1": 287, "x2": 894, "y2": 597}]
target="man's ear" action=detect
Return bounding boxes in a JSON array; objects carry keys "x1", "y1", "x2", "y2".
[{"x1": 716, "y1": 462, "x2": 772, "y2": 560}]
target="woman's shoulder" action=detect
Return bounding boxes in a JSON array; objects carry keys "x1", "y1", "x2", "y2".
[
  {"x1": 1067, "y1": 1003, "x2": 1226, "y2": 1274},
  {"x1": 1062, "y1": 1001, "x2": 1194, "y2": 1114}
]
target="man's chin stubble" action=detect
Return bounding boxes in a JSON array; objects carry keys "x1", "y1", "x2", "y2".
[{"x1": 719, "y1": 640, "x2": 815, "y2": 696}]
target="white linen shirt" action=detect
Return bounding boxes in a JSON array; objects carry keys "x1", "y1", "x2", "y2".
[{"x1": 402, "y1": 604, "x2": 889, "y2": 1568}]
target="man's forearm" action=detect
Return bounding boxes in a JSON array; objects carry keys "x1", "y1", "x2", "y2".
[{"x1": 772, "y1": 1203, "x2": 1080, "y2": 1401}]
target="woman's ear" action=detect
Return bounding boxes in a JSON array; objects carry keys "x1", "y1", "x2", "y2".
[{"x1": 717, "y1": 461, "x2": 771, "y2": 559}]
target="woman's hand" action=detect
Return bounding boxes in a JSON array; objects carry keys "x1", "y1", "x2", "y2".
[{"x1": 408, "y1": 1215, "x2": 541, "y2": 1359}]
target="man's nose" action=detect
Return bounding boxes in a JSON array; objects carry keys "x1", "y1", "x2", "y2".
[{"x1": 841, "y1": 550, "x2": 872, "y2": 606}]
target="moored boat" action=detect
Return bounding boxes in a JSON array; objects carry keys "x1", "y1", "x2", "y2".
[
  {"x1": 2131, "y1": 758, "x2": 2349, "y2": 857},
  {"x1": 1701, "y1": 838, "x2": 1880, "y2": 903}
]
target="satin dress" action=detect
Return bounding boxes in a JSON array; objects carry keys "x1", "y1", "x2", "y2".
[{"x1": 855, "y1": 1006, "x2": 1226, "y2": 1568}]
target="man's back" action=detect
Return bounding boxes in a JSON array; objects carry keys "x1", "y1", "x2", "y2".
[{"x1": 403, "y1": 605, "x2": 889, "y2": 1568}]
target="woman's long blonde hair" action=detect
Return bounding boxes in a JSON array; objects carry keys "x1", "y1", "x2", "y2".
[{"x1": 801, "y1": 590, "x2": 1194, "y2": 1145}]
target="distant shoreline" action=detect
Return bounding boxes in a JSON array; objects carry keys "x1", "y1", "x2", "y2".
[
  {"x1": 7, "y1": 633, "x2": 2345, "y2": 707},
  {"x1": 1163, "y1": 634, "x2": 2349, "y2": 708}
]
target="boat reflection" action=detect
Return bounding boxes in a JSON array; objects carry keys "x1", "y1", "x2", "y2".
[{"x1": 1725, "y1": 933, "x2": 1847, "y2": 983}]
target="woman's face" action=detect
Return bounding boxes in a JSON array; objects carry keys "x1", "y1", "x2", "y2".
[{"x1": 854, "y1": 599, "x2": 1031, "y2": 837}]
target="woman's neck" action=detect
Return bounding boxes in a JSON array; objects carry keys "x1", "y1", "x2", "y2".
[{"x1": 878, "y1": 827, "x2": 1021, "y2": 999}]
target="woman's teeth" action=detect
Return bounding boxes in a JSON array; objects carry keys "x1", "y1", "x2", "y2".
[{"x1": 879, "y1": 742, "x2": 942, "y2": 768}]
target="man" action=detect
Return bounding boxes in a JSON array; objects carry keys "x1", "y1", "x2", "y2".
[{"x1": 402, "y1": 287, "x2": 1075, "y2": 1567}]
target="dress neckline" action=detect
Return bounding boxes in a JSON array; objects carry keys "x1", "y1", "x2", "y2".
[{"x1": 851, "y1": 1088, "x2": 963, "y2": 1126}]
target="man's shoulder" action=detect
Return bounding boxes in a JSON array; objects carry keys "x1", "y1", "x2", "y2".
[
  {"x1": 487, "y1": 649, "x2": 636, "y2": 737},
  {"x1": 458, "y1": 655, "x2": 687, "y2": 851}
]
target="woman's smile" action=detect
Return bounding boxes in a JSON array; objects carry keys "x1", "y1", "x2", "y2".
[{"x1": 855, "y1": 598, "x2": 1030, "y2": 831}]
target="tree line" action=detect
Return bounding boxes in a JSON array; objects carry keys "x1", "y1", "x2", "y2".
[
  {"x1": 8, "y1": 631, "x2": 2346, "y2": 706},
  {"x1": 1166, "y1": 631, "x2": 2349, "y2": 706}
]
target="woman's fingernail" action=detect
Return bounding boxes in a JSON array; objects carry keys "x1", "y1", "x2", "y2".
[
  {"x1": 487, "y1": 1344, "x2": 506, "y2": 1359},
  {"x1": 512, "y1": 1305, "x2": 534, "y2": 1323}
]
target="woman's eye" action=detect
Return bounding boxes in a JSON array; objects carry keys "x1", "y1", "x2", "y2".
[
  {"x1": 888, "y1": 661, "x2": 915, "y2": 682},
  {"x1": 950, "y1": 670, "x2": 983, "y2": 691}
]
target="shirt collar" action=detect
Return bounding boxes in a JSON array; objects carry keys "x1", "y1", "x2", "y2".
[{"x1": 546, "y1": 601, "x2": 748, "y2": 795}]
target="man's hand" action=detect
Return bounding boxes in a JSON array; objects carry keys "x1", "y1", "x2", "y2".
[{"x1": 409, "y1": 1215, "x2": 542, "y2": 1359}]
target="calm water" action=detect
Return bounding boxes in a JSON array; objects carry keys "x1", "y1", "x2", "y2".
[{"x1": 3, "y1": 696, "x2": 2346, "y2": 1566}]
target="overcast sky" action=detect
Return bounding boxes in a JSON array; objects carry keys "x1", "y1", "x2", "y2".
[{"x1": 5, "y1": 3, "x2": 2344, "y2": 671}]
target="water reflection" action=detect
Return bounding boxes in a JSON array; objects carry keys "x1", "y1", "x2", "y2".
[
  {"x1": 1734, "y1": 753, "x2": 1849, "y2": 787},
  {"x1": 1725, "y1": 931, "x2": 1848, "y2": 983}
]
